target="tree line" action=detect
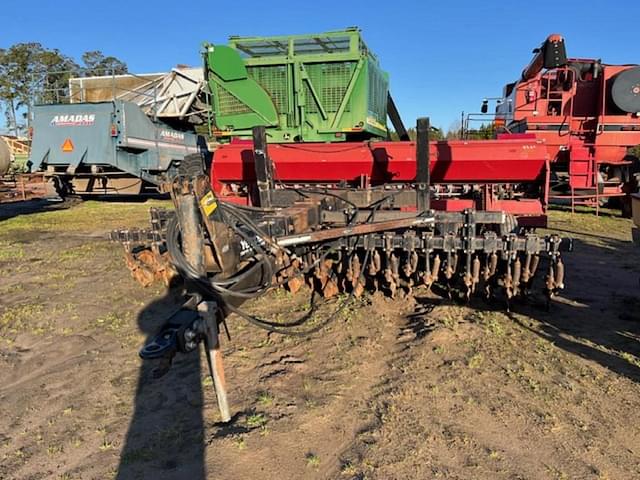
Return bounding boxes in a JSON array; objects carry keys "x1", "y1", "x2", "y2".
[
  {"x1": 0, "y1": 42, "x2": 128, "y2": 135},
  {"x1": 389, "y1": 121, "x2": 497, "y2": 141}
]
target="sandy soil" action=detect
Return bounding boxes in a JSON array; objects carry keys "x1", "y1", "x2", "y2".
[{"x1": 0, "y1": 201, "x2": 639, "y2": 480}]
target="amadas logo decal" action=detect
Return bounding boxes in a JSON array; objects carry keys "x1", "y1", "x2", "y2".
[
  {"x1": 160, "y1": 130, "x2": 185, "y2": 142},
  {"x1": 50, "y1": 114, "x2": 96, "y2": 126}
]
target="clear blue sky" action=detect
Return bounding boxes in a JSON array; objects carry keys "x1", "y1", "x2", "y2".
[{"x1": 2, "y1": 0, "x2": 639, "y2": 131}]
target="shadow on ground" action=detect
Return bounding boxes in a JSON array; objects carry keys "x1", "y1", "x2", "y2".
[
  {"x1": 116, "y1": 288, "x2": 206, "y2": 480},
  {"x1": 0, "y1": 198, "x2": 67, "y2": 221},
  {"x1": 0, "y1": 194, "x2": 168, "y2": 222},
  {"x1": 408, "y1": 234, "x2": 640, "y2": 384},
  {"x1": 510, "y1": 234, "x2": 640, "y2": 383}
]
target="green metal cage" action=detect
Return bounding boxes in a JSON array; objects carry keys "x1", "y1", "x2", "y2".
[{"x1": 204, "y1": 28, "x2": 389, "y2": 143}]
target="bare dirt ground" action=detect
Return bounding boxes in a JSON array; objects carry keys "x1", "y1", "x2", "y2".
[{"x1": 1, "y1": 201, "x2": 639, "y2": 480}]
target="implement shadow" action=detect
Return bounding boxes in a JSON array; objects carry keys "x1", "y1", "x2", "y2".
[
  {"x1": 116, "y1": 287, "x2": 206, "y2": 480},
  {"x1": 520, "y1": 232, "x2": 639, "y2": 382},
  {"x1": 509, "y1": 234, "x2": 640, "y2": 383},
  {"x1": 0, "y1": 195, "x2": 167, "y2": 222},
  {"x1": 408, "y1": 234, "x2": 640, "y2": 383},
  {"x1": 0, "y1": 198, "x2": 68, "y2": 221}
]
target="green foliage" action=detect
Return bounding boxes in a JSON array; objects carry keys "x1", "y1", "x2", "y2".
[
  {"x1": 464, "y1": 122, "x2": 496, "y2": 140},
  {"x1": 0, "y1": 43, "x2": 77, "y2": 133},
  {"x1": 0, "y1": 43, "x2": 128, "y2": 134},
  {"x1": 81, "y1": 51, "x2": 128, "y2": 77},
  {"x1": 389, "y1": 126, "x2": 444, "y2": 141}
]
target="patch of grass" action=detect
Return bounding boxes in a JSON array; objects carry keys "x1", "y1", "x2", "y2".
[
  {"x1": 525, "y1": 375, "x2": 540, "y2": 392},
  {"x1": 535, "y1": 338, "x2": 553, "y2": 355},
  {"x1": 255, "y1": 337, "x2": 273, "y2": 348},
  {"x1": 47, "y1": 443, "x2": 64, "y2": 456},
  {"x1": 440, "y1": 310, "x2": 459, "y2": 330},
  {"x1": 0, "y1": 283, "x2": 25, "y2": 295},
  {"x1": 257, "y1": 391, "x2": 274, "y2": 407},
  {"x1": 272, "y1": 288, "x2": 292, "y2": 299},
  {"x1": 0, "y1": 240, "x2": 25, "y2": 262},
  {"x1": 13, "y1": 447, "x2": 26, "y2": 459},
  {"x1": 0, "y1": 200, "x2": 172, "y2": 238},
  {"x1": 0, "y1": 304, "x2": 45, "y2": 334},
  {"x1": 202, "y1": 376, "x2": 213, "y2": 387},
  {"x1": 467, "y1": 352, "x2": 484, "y2": 369},
  {"x1": 121, "y1": 447, "x2": 155, "y2": 464},
  {"x1": 70, "y1": 437, "x2": 83, "y2": 448},
  {"x1": 340, "y1": 297, "x2": 361, "y2": 323},
  {"x1": 620, "y1": 351, "x2": 640, "y2": 368},
  {"x1": 95, "y1": 312, "x2": 127, "y2": 332},
  {"x1": 304, "y1": 399, "x2": 318, "y2": 408},
  {"x1": 233, "y1": 437, "x2": 247, "y2": 450},
  {"x1": 56, "y1": 243, "x2": 106, "y2": 262},
  {"x1": 487, "y1": 449, "x2": 501, "y2": 460},
  {"x1": 246, "y1": 413, "x2": 268, "y2": 429},
  {"x1": 548, "y1": 208, "x2": 631, "y2": 241},
  {"x1": 99, "y1": 438, "x2": 115, "y2": 451},
  {"x1": 484, "y1": 316, "x2": 505, "y2": 337},
  {"x1": 306, "y1": 452, "x2": 321, "y2": 469},
  {"x1": 341, "y1": 461, "x2": 358, "y2": 475}
]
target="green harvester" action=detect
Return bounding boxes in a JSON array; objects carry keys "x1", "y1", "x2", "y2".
[{"x1": 204, "y1": 28, "x2": 391, "y2": 143}]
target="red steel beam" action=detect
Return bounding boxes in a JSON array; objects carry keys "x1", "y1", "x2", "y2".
[{"x1": 211, "y1": 138, "x2": 549, "y2": 187}]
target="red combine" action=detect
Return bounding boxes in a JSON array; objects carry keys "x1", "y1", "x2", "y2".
[{"x1": 489, "y1": 34, "x2": 640, "y2": 214}]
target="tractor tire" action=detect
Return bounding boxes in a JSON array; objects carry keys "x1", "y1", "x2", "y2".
[
  {"x1": 178, "y1": 153, "x2": 206, "y2": 177},
  {"x1": 45, "y1": 176, "x2": 72, "y2": 200}
]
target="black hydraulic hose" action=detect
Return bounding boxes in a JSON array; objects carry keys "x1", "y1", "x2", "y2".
[
  {"x1": 166, "y1": 181, "x2": 393, "y2": 336},
  {"x1": 217, "y1": 200, "x2": 383, "y2": 335},
  {"x1": 166, "y1": 216, "x2": 273, "y2": 298},
  {"x1": 218, "y1": 202, "x2": 280, "y2": 251},
  {"x1": 229, "y1": 195, "x2": 393, "y2": 337},
  {"x1": 227, "y1": 246, "x2": 372, "y2": 337},
  {"x1": 167, "y1": 214, "x2": 372, "y2": 336}
]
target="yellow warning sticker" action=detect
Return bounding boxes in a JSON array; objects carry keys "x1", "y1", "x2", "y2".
[
  {"x1": 200, "y1": 191, "x2": 217, "y2": 217},
  {"x1": 61, "y1": 138, "x2": 74, "y2": 152}
]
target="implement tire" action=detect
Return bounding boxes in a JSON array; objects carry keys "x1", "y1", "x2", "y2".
[{"x1": 178, "y1": 153, "x2": 206, "y2": 177}]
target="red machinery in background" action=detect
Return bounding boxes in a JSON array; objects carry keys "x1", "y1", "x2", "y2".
[{"x1": 489, "y1": 34, "x2": 640, "y2": 214}]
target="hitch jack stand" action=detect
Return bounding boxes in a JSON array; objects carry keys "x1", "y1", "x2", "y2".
[
  {"x1": 175, "y1": 178, "x2": 232, "y2": 422},
  {"x1": 198, "y1": 301, "x2": 231, "y2": 422}
]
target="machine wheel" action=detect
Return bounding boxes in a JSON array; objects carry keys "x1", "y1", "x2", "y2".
[
  {"x1": 45, "y1": 176, "x2": 72, "y2": 199},
  {"x1": 624, "y1": 155, "x2": 640, "y2": 181},
  {"x1": 178, "y1": 153, "x2": 206, "y2": 177},
  {"x1": 619, "y1": 155, "x2": 639, "y2": 218}
]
